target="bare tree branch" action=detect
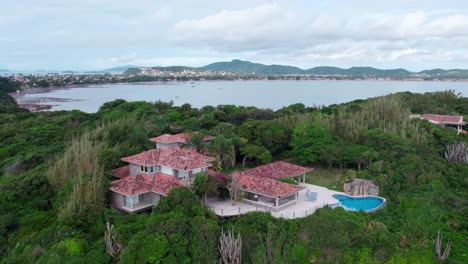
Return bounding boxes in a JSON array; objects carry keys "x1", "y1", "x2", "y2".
[{"x1": 219, "y1": 229, "x2": 242, "y2": 264}]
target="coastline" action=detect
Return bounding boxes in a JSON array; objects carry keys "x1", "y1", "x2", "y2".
[{"x1": 10, "y1": 78, "x2": 468, "y2": 113}]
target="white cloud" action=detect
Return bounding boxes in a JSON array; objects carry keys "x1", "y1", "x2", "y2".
[
  {"x1": 171, "y1": 3, "x2": 305, "y2": 51},
  {"x1": 2, "y1": 1, "x2": 468, "y2": 70},
  {"x1": 168, "y1": 4, "x2": 468, "y2": 70},
  {"x1": 109, "y1": 54, "x2": 138, "y2": 64},
  {"x1": 387, "y1": 49, "x2": 422, "y2": 61}
]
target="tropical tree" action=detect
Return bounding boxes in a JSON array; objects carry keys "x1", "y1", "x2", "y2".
[
  {"x1": 291, "y1": 123, "x2": 334, "y2": 164},
  {"x1": 119, "y1": 232, "x2": 170, "y2": 264},
  {"x1": 186, "y1": 132, "x2": 205, "y2": 152},
  {"x1": 256, "y1": 123, "x2": 292, "y2": 155},
  {"x1": 240, "y1": 144, "x2": 272, "y2": 167},
  {"x1": 193, "y1": 173, "x2": 218, "y2": 204},
  {"x1": 208, "y1": 135, "x2": 236, "y2": 168}
]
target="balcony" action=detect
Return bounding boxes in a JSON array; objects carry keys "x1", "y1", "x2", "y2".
[{"x1": 121, "y1": 201, "x2": 155, "y2": 213}]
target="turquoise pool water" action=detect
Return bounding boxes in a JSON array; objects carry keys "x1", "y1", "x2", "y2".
[{"x1": 332, "y1": 194, "x2": 386, "y2": 213}]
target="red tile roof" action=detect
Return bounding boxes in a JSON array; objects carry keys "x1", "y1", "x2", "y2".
[
  {"x1": 121, "y1": 148, "x2": 215, "y2": 170},
  {"x1": 420, "y1": 114, "x2": 464, "y2": 124},
  {"x1": 150, "y1": 132, "x2": 215, "y2": 144},
  {"x1": 111, "y1": 165, "x2": 130, "y2": 179},
  {"x1": 122, "y1": 149, "x2": 161, "y2": 165},
  {"x1": 232, "y1": 172, "x2": 305, "y2": 198},
  {"x1": 150, "y1": 174, "x2": 184, "y2": 196},
  {"x1": 109, "y1": 173, "x2": 183, "y2": 196},
  {"x1": 241, "y1": 161, "x2": 313, "y2": 180}
]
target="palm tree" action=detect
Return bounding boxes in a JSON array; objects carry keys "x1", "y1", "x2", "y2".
[
  {"x1": 208, "y1": 135, "x2": 236, "y2": 168},
  {"x1": 186, "y1": 132, "x2": 205, "y2": 152}
]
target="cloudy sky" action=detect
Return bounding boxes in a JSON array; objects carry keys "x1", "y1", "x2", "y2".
[{"x1": 1, "y1": 0, "x2": 468, "y2": 71}]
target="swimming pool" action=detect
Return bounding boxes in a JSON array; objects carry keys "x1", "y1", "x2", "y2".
[{"x1": 332, "y1": 194, "x2": 386, "y2": 213}]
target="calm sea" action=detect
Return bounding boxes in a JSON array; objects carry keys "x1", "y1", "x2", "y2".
[{"x1": 13, "y1": 80, "x2": 468, "y2": 113}]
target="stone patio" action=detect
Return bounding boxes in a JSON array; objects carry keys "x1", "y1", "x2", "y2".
[{"x1": 205, "y1": 183, "x2": 343, "y2": 219}]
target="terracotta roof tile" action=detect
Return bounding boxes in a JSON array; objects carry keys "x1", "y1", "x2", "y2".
[
  {"x1": 110, "y1": 165, "x2": 130, "y2": 179},
  {"x1": 232, "y1": 172, "x2": 305, "y2": 198},
  {"x1": 109, "y1": 173, "x2": 183, "y2": 196},
  {"x1": 150, "y1": 132, "x2": 215, "y2": 144},
  {"x1": 420, "y1": 114, "x2": 464, "y2": 124},
  {"x1": 228, "y1": 161, "x2": 311, "y2": 198},
  {"x1": 242, "y1": 161, "x2": 312, "y2": 180},
  {"x1": 121, "y1": 149, "x2": 215, "y2": 170},
  {"x1": 109, "y1": 174, "x2": 152, "y2": 196},
  {"x1": 150, "y1": 174, "x2": 184, "y2": 196}
]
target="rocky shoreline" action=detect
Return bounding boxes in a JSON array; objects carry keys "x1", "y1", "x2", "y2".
[{"x1": 11, "y1": 89, "x2": 83, "y2": 112}]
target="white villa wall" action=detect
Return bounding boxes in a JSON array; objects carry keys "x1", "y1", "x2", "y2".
[
  {"x1": 156, "y1": 142, "x2": 183, "y2": 149},
  {"x1": 111, "y1": 191, "x2": 162, "y2": 213},
  {"x1": 161, "y1": 166, "x2": 173, "y2": 175},
  {"x1": 131, "y1": 163, "x2": 208, "y2": 178},
  {"x1": 130, "y1": 163, "x2": 162, "y2": 176},
  {"x1": 150, "y1": 192, "x2": 161, "y2": 206},
  {"x1": 111, "y1": 192, "x2": 125, "y2": 209},
  {"x1": 178, "y1": 170, "x2": 189, "y2": 179},
  {"x1": 241, "y1": 198, "x2": 297, "y2": 212},
  {"x1": 129, "y1": 163, "x2": 141, "y2": 176}
]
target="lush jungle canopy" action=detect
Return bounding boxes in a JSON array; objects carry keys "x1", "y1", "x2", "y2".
[{"x1": 0, "y1": 77, "x2": 467, "y2": 263}]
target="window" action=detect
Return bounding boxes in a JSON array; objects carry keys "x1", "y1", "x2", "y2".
[
  {"x1": 125, "y1": 195, "x2": 139, "y2": 207},
  {"x1": 150, "y1": 166, "x2": 154, "y2": 173},
  {"x1": 178, "y1": 170, "x2": 188, "y2": 179},
  {"x1": 140, "y1": 166, "x2": 151, "y2": 173}
]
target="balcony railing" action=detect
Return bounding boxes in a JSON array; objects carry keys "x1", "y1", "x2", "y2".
[{"x1": 122, "y1": 201, "x2": 154, "y2": 212}]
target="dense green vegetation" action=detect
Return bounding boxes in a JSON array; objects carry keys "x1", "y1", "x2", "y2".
[{"x1": 0, "y1": 76, "x2": 467, "y2": 263}]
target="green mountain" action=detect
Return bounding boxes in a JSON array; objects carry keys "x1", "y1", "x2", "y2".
[
  {"x1": 303, "y1": 66, "x2": 344, "y2": 75},
  {"x1": 201, "y1": 60, "x2": 412, "y2": 76},
  {"x1": 123, "y1": 59, "x2": 468, "y2": 78},
  {"x1": 200, "y1": 59, "x2": 303, "y2": 74},
  {"x1": 418, "y1": 69, "x2": 448, "y2": 75},
  {"x1": 418, "y1": 69, "x2": 468, "y2": 78},
  {"x1": 151, "y1": 66, "x2": 196, "y2": 72},
  {"x1": 333, "y1": 67, "x2": 411, "y2": 77}
]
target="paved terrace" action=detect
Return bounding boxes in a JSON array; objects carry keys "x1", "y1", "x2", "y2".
[{"x1": 206, "y1": 183, "x2": 343, "y2": 219}]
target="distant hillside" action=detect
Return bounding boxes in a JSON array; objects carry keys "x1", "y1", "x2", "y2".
[
  {"x1": 151, "y1": 66, "x2": 195, "y2": 72},
  {"x1": 200, "y1": 60, "x2": 413, "y2": 76},
  {"x1": 418, "y1": 69, "x2": 468, "y2": 78},
  {"x1": 123, "y1": 59, "x2": 468, "y2": 78},
  {"x1": 200, "y1": 59, "x2": 303, "y2": 74},
  {"x1": 303, "y1": 66, "x2": 344, "y2": 75},
  {"x1": 320, "y1": 67, "x2": 412, "y2": 77},
  {"x1": 418, "y1": 69, "x2": 447, "y2": 75}
]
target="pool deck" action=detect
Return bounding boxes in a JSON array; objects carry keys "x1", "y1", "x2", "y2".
[{"x1": 206, "y1": 183, "x2": 343, "y2": 219}]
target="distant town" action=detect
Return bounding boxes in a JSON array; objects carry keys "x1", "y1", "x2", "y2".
[{"x1": 5, "y1": 59, "x2": 468, "y2": 90}]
